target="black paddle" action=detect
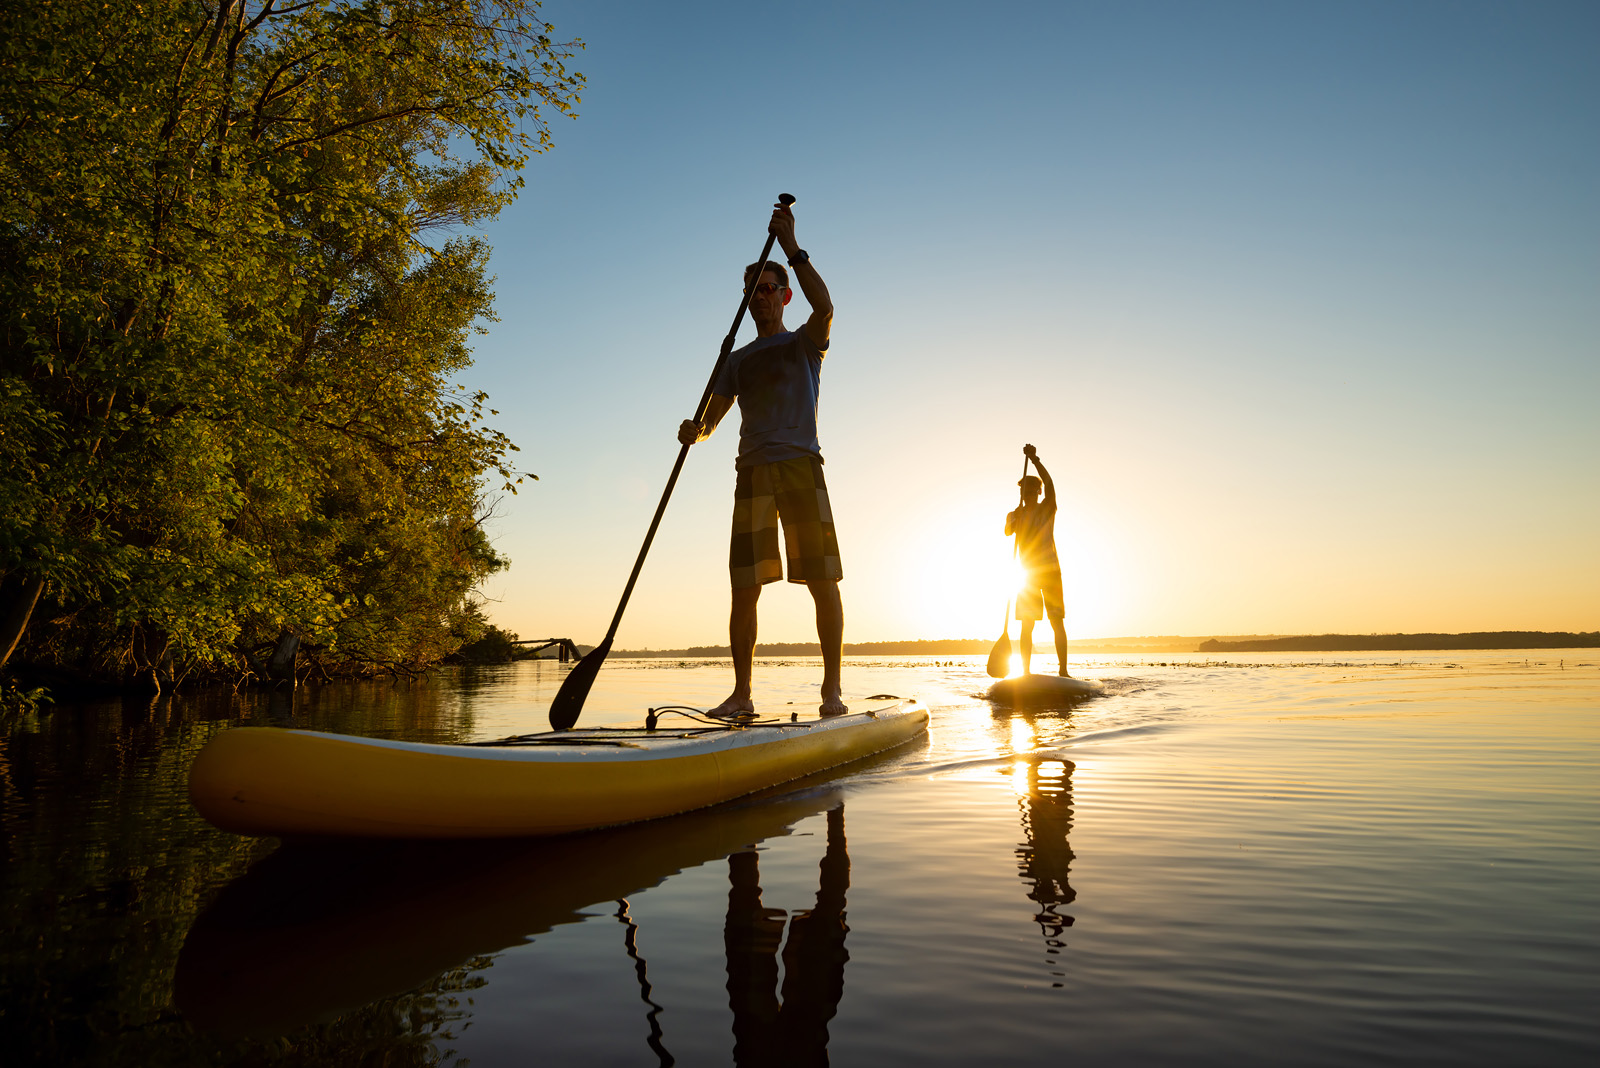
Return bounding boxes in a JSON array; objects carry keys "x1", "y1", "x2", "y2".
[
  {"x1": 986, "y1": 452, "x2": 1031, "y2": 678},
  {"x1": 548, "y1": 193, "x2": 798, "y2": 730}
]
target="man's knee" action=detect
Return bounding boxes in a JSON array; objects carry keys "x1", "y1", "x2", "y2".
[{"x1": 807, "y1": 578, "x2": 841, "y2": 603}]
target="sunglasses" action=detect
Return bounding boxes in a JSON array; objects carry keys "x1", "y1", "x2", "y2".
[{"x1": 750, "y1": 281, "x2": 785, "y2": 296}]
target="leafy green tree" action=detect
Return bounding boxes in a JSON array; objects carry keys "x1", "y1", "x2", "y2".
[
  {"x1": 451, "y1": 608, "x2": 520, "y2": 663},
  {"x1": 0, "y1": 0, "x2": 580, "y2": 685}
]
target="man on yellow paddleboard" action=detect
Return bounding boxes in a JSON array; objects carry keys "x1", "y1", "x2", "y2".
[
  {"x1": 1007, "y1": 444, "x2": 1072, "y2": 676},
  {"x1": 678, "y1": 201, "x2": 846, "y2": 718}
]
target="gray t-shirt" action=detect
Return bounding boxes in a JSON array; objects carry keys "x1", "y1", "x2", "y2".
[{"x1": 712, "y1": 328, "x2": 828, "y2": 469}]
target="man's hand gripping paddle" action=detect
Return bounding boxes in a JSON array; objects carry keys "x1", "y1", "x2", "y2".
[
  {"x1": 548, "y1": 194, "x2": 798, "y2": 730},
  {"x1": 986, "y1": 452, "x2": 1031, "y2": 679}
]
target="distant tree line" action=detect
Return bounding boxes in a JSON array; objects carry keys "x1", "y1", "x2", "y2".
[
  {"x1": 612, "y1": 632, "x2": 1600, "y2": 659},
  {"x1": 0, "y1": 0, "x2": 582, "y2": 693},
  {"x1": 1198, "y1": 632, "x2": 1599, "y2": 652}
]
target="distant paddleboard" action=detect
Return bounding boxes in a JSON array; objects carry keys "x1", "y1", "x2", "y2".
[{"x1": 986, "y1": 673, "x2": 1104, "y2": 705}]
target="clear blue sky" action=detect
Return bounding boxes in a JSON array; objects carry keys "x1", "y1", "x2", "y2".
[{"x1": 460, "y1": 0, "x2": 1598, "y2": 648}]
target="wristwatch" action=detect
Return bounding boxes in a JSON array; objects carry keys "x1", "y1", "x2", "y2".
[{"x1": 787, "y1": 249, "x2": 810, "y2": 267}]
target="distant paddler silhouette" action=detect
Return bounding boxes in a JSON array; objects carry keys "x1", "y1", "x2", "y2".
[
  {"x1": 986, "y1": 445, "x2": 1104, "y2": 702},
  {"x1": 1007, "y1": 444, "x2": 1072, "y2": 676}
]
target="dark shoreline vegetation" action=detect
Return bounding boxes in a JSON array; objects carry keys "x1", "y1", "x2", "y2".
[
  {"x1": 0, "y1": 1, "x2": 583, "y2": 704},
  {"x1": 0, "y1": 682, "x2": 497, "y2": 1065},
  {"x1": 609, "y1": 631, "x2": 1600, "y2": 658}
]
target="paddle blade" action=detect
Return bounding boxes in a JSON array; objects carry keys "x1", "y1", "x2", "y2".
[
  {"x1": 548, "y1": 637, "x2": 613, "y2": 730},
  {"x1": 986, "y1": 633, "x2": 1011, "y2": 678}
]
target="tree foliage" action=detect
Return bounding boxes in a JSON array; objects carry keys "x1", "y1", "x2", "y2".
[
  {"x1": 449, "y1": 611, "x2": 519, "y2": 662},
  {"x1": 0, "y1": 0, "x2": 581, "y2": 686}
]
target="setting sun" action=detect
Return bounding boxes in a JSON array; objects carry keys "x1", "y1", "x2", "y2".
[
  {"x1": 903, "y1": 506, "x2": 1023, "y2": 640},
  {"x1": 890, "y1": 490, "x2": 1127, "y2": 646}
]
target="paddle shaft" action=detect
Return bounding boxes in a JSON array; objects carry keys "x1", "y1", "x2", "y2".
[
  {"x1": 596, "y1": 206, "x2": 792, "y2": 648},
  {"x1": 1000, "y1": 453, "x2": 1029, "y2": 629},
  {"x1": 987, "y1": 453, "x2": 1031, "y2": 677}
]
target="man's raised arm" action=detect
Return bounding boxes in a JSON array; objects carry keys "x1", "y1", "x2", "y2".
[
  {"x1": 1025, "y1": 444, "x2": 1056, "y2": 506},
  {"x1": 770, "y1": 205, "x2": 832, "y2": 350}
]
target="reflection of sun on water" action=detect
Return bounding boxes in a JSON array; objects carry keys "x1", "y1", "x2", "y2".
[
  {"x1": 1009, "y1": 719, "x2": 1037, "y2": 794},
  {"x1": 1010, "y1": 717, "x2": 1036, "y2": 753}
]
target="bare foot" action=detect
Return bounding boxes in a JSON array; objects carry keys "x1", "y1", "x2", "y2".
[
  {"x1": 707, "y1": 694, "x2": 755, "y2": 720},
  {"x1": 819, "y1": 689, "x2": 848, "y2": 717}
]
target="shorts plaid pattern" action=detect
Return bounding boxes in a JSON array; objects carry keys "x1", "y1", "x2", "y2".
[
  {"x1": 1017, "y1": 566, "x2": 1065, "y2": 621},
  {"x1": 730, "y1": 457, "x2": 843, "y2": 588}
]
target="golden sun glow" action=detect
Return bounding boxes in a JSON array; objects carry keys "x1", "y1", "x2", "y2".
[
  {"x1": 898, "y1": 499, "x2": 1124, "y2": 641},
  {"x1": 903, "y1": 508, "x2": 1024, "y2": 639}
]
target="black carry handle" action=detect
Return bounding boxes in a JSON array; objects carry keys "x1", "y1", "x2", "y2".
[{"x1": 548, "y1": 194, "x2": 797, "y2": 730}]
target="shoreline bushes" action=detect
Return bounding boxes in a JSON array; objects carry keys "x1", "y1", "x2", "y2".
[{"x1": 0, "y1": 0, "x2": 582, "y2": 690}]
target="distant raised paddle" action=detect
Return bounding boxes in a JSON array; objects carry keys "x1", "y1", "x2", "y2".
[
  {"x1": 548, "y1": 194, "x2": 798, "y2": 730},
  {"x1": 986, "y1": 452, "x2": 1031, "y2": 678}
]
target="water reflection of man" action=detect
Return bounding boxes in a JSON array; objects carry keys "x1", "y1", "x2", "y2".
[
  {"x1": 724, "y1": 805, "x2": 850, "y2": 1066},
  {"x1": 1015, "y1": 759, "x2": 1077, "y2": 985},
  {"x1": 679, "y1": 201, "x2": 845, "y2": 719},
  {"x1": 1005, "y1": 443, "x2": 1071, "y2": 676}
]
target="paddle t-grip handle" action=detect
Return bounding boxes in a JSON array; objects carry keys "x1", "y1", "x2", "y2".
[{"x1": 686, "y1": 193, "x2": 795, "y2": 428}]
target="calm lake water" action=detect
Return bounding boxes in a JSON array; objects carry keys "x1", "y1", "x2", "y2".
[{"x1": 2, "y1": 650, "x2": 1596, "y2": 1066}]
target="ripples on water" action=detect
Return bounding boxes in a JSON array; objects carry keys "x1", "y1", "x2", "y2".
[{"x1": 1, "y1": 652, "x2": 1596, "y2": 1065}]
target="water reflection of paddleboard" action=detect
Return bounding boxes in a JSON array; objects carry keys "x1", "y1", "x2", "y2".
[
  {"x1": 189, "y1": 698, "x2": 927, "y2": 839},
  {"x1": 176, "y1": 786, "x2": 843, "y2": 1036},
  {"x1": 986, "y1": 674, "x2": 1104, "y2": 705}
]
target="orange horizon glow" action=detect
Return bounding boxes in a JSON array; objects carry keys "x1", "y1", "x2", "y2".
[{"x1": 485, "y1": 440, "x2": 1600, "y2": 650}]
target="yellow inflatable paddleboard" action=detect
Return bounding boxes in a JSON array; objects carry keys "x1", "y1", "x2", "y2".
[{"x1": 189, "y1": 699, "x2": 928, "y2": 839}]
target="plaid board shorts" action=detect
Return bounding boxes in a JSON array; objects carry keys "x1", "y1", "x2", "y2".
[
  {"x1": 1017, "y1": 565, "x2": 1065, "y2": 621},
  {"x1": 730, "y1": 457, "x2": 844, "y2": 588}
]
